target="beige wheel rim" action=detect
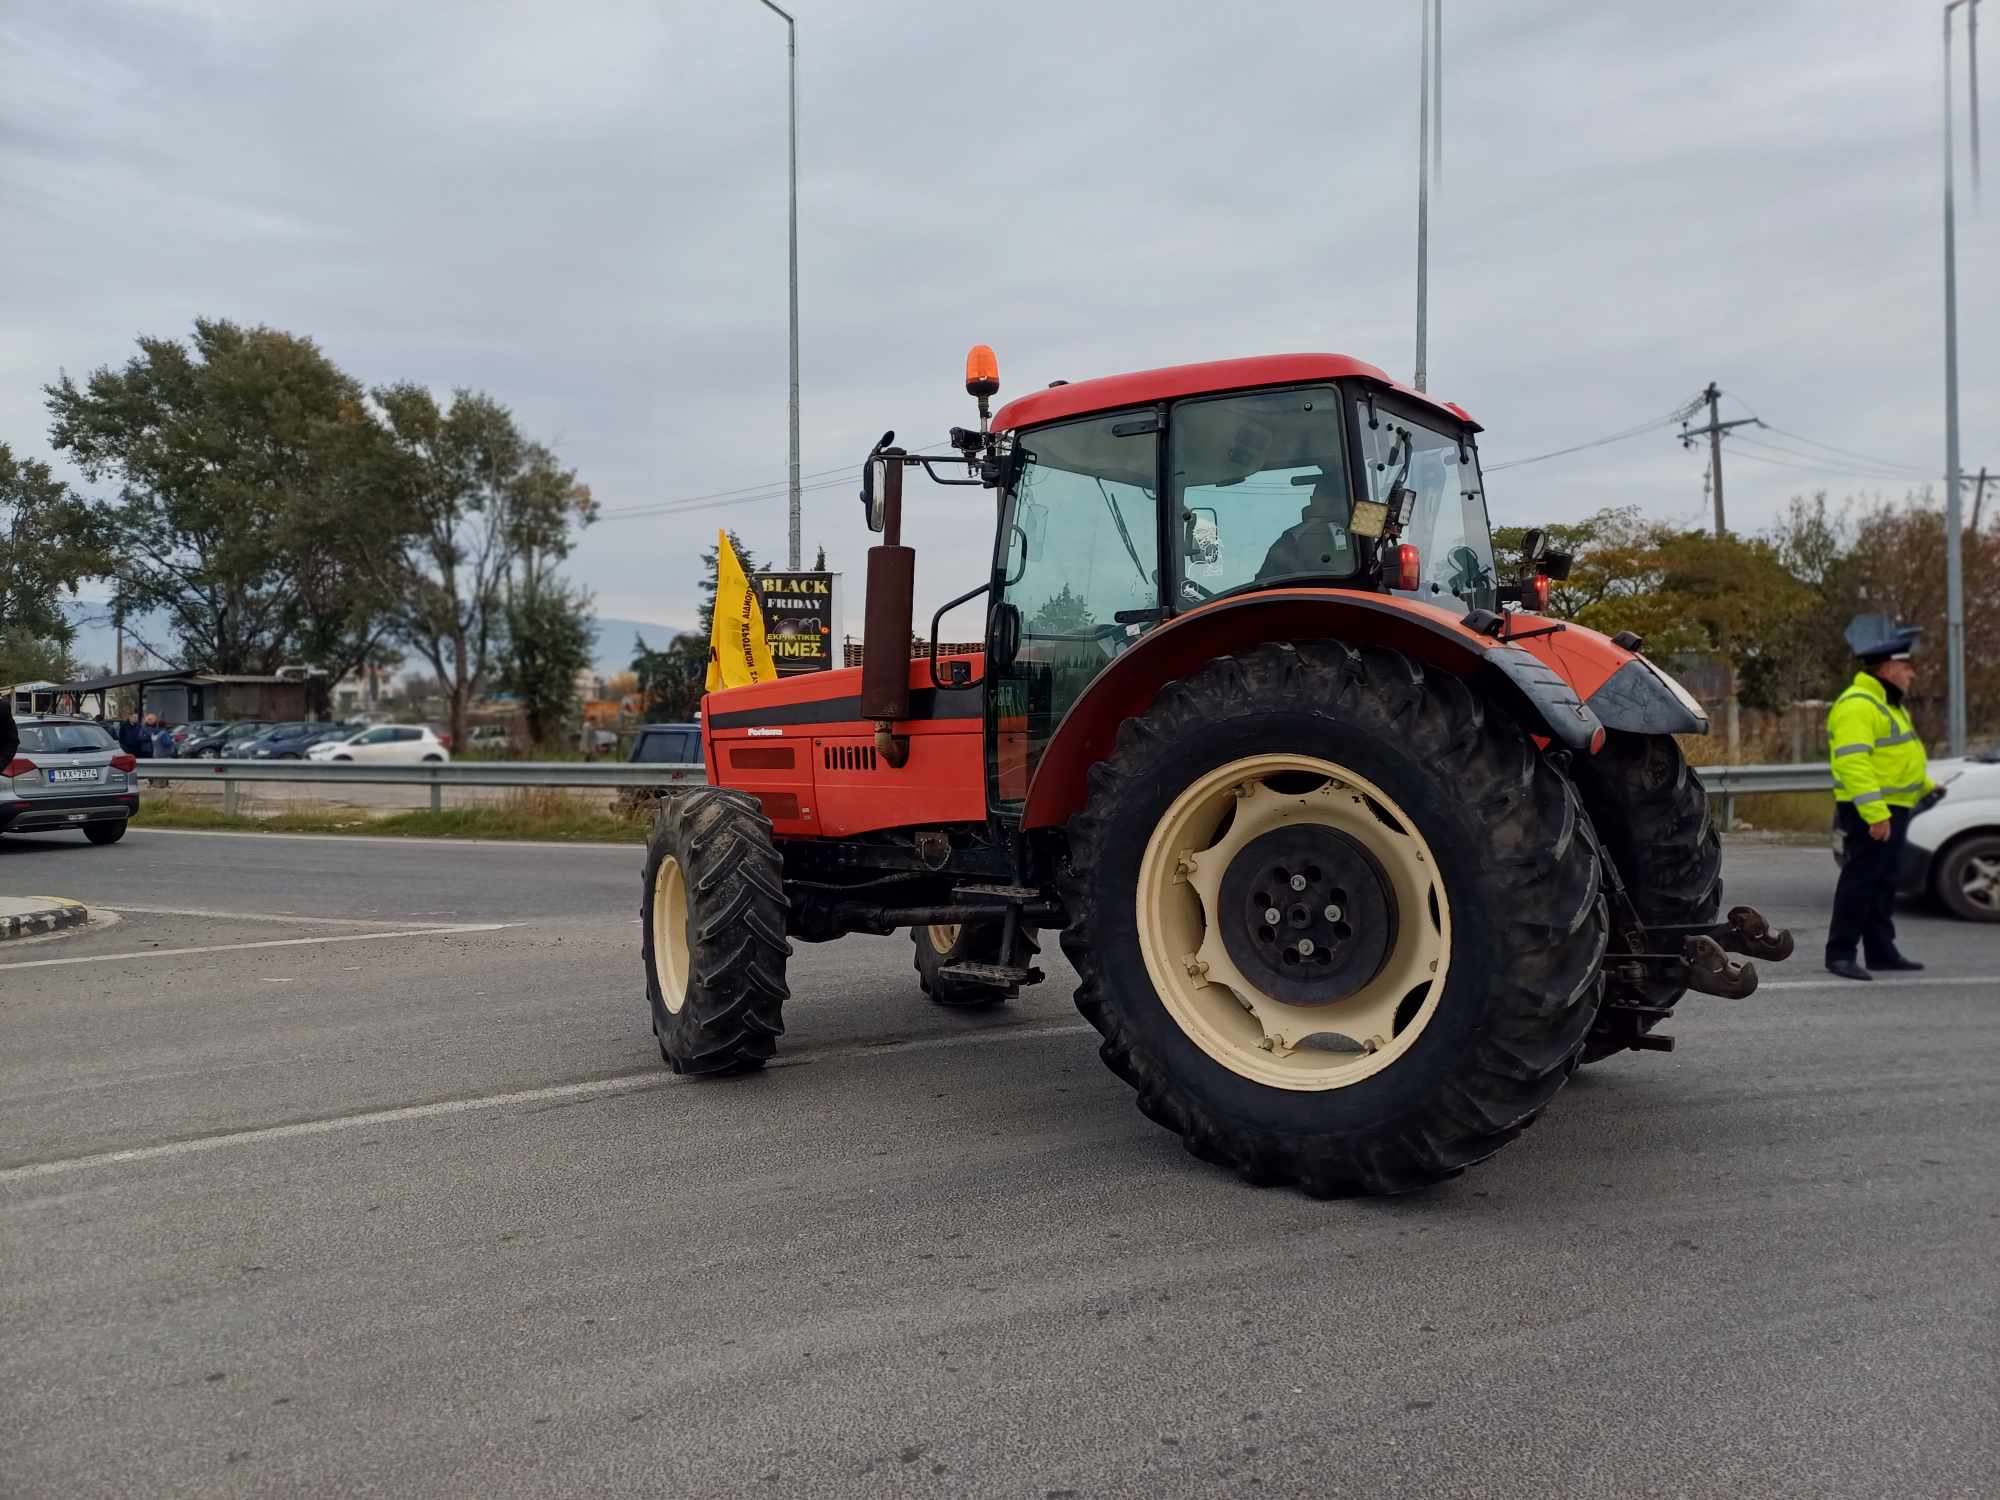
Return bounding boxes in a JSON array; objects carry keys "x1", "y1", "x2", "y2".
[
  {"x1": 926, "y1": 923, "x2": 962, "y2": 953},
  {"x1": 652, "y1": 854, "x2": 691, "y2": 1015},
  {"x1": 1136, "y1": 752, "x2": 1451, "y2": 1090}
]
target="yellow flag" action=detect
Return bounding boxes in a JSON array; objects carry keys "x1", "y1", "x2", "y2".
[{"x1": 706, "y1": 530, "x2": 777, "y2": 692}]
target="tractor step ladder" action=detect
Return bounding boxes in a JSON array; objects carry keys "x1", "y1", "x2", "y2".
[{"x1": 938, "y1": 960, "x2": 1045, "y2": 988}]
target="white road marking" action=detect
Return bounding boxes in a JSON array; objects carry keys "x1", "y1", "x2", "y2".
[
  {"x1": 126, "y1": 826, "x2": 639, "y2": 853},
  {"x1": 0, "y1": 1022, "x2": 1096, "y2": 1184},
  {"x1": 96, "y1": 904, "x2": 462, "y2": 928},
  {"x1": 0, "y1": 923, "x2": 510, "y2": 973},
  {"x1": 1760, "y1": 974, "x2": 1995, "y2": 992}
]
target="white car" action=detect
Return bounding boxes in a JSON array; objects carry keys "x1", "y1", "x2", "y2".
[
  {"x1": 1900, "y1": 749, "x2": 2000, "y2": 921},
  {"x1": 306, "y1": 725, "x2": 452, "y2": 765}
]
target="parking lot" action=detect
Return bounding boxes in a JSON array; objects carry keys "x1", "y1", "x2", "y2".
[{"x1": 2, "y1": 828, "x2": 1994, "y2": 1498}]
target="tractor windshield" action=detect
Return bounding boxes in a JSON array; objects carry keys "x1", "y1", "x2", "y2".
[{"x1": 1357, "y1": 410, "x2": 1498, "y2": 610}]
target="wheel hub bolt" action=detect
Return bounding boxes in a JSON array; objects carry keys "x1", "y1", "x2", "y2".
[
  {"x1": 1289, "y1": 874, "x2": 1307, "y2": 892},
  {"x1": 1297, "y1": 938, "x2": 1315, "y2": 957},
  {"x1": 1263, "y1": 907, "x2": 1282, "y2": 926},
  {"x1": 1324, "y1": 904, "x2": 1343, "y2": 922}
]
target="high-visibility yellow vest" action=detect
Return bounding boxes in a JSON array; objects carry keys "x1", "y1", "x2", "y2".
[{"x1": 1826, "y1": 670, "x2": 1934, "y2": 824}]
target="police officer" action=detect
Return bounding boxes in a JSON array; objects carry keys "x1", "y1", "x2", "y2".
[{"x1": 1824, "y1": 613, "x2": 1941, "y2": 980}]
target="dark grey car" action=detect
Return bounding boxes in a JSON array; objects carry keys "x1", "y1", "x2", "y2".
[{"x1": 1, "y1": 717, "x2": 140, "y2": 844}]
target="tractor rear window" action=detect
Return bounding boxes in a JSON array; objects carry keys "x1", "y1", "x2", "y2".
[{"x1": 1357, "y1": 412, "x2": 1497, "y2": 609}]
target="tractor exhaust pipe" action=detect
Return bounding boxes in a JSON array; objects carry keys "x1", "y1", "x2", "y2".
[{"x1": 861, "y1": 452, "x2": 913, "y2": 767}]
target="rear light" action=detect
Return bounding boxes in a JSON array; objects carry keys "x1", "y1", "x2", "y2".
[
  {"x1": 3, "y1": 757, "x2": 36, "y2": 778},
  {"x1": 111, "y1": 753, "x2": 137, "y2": 772},
  {"x1": 1526, "y1": 573, "x2": 1552, "y2": 613},
  {"x1": 1395, "y1": 543, "x2": 1422, "y2": 592}
]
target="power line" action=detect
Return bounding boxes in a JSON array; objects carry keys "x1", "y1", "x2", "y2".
[
  {"x1": 1483, "y1": 411, "x2": 1681, "y2": 472},
  {"x1": 1731, "y1": 434, "x2": 1937, "y2": 483},
  {"x1": 1751, "y1": 424, "x2": 1935, "y2": 479}
]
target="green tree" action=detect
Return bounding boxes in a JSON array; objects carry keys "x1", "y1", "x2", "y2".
[
  {"x1": 44, "y1": 320, "x2": 388, "y2": 679},
  {"x1": 500, "y1": 577, "x2": 596, "y2": 747},
  {"x1": 812, "y1": 542, "x2": 827, "y2": 571},
  {"x1": 633, "y1": 631, "x2": 706, "y2": 722},
  {"x1": 1027, "y1": 582, "x2": 1094, "y2": 634},
  {"x1": 356, "y1": 385, "x2": 595, "y2": 749},
  {"x1": 0, "y1": 442, "x2": 106, "y2": 684}
]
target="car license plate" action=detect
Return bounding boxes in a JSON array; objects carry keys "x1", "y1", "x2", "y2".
[{"x1": 48, "y1": 768, "x2": 97, "y2": 783}]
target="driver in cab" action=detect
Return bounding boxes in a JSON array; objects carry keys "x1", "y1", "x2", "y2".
[{"x1": 1256, "y1": 468, "x2": 1355, "y2": 582}]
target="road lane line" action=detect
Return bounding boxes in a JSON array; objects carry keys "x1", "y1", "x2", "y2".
[
  {"x1": 1760, "y1": 974, "x2": 1994, "y2": 992},
  {"x1": 125, "y1": 827, "x2": 640, "y2": 853},
  {"x1": 95, "y1": 904, "x2": 473, "y2": 928},
  {"x1": 0, "y1": 923, "x2": 510, "y2": 973},
  {"x1": 0, "y1": 1023, "x2": 1097, "y2": 1184}
]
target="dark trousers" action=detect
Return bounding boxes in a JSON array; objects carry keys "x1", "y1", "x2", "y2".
[{"x1": 1827, "y1": 803, "x2": 1911, "y2": 965}]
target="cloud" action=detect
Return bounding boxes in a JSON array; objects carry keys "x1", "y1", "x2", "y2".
[{"x1": 3, "y1": 0, "x2": 1991, "y2": 637}]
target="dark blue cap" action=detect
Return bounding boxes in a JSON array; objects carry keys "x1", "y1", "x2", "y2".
[{"x1": 1844, "y1": 612, "x2": 1922, "y2": 661}]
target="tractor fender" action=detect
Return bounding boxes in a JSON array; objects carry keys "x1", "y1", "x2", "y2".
[
  {"x1": 1513, "y1": 626, "x2": 1712, "y2": 737},
  {"x1": 1021, "y1": 590, "x2": 1607, "y2": 829}
]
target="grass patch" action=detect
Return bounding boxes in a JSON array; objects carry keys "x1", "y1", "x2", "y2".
[
  {"x1": 1728, "y1": 789, "x2": 1836, "y2": 835},
  {"x1": 134, "y1": 790, "x2": 650, "y2": 844}
]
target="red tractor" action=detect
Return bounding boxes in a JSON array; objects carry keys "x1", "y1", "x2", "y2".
[{"x1": 641, "y1": 349, "x2": 1793, "y2": 1195}]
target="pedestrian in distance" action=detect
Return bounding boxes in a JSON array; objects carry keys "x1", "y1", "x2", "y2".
[
  {"x1": 0, "y1": 695, "x2": 17, "y2": 767},
  {"x1": 1824, "y1": 613, "x2": 1942, "y2": 981},
  {"x1": 118, "y1": 709, "x2": 147, "y2": 757},
  {"x1": 150, "y1": 717, "x2": 178, "y2": 759}
]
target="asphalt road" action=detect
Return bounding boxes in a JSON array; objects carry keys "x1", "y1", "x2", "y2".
[{"x1": 2, "y1": 827, "x2": 1995, "y2": 1499}]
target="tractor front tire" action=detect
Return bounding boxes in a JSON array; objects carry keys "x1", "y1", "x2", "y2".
[
  {"x1": 912, "y1": 919, "x2": 1041, "y2": 1009},
  {"x1": 1060, "y1": 641, "x2": 1606, "y2": 1197},
  {"x1": 1568, "y1": 731, "x2": 1722, "y2": 1062},
  {"x1": 641, "y1": 788, "x2": 791, "y2": 1075}
]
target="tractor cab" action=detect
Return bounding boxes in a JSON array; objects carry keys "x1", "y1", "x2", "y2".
[{"x1": 857, "y1": 351, "x2": 1545, "y2": 815}]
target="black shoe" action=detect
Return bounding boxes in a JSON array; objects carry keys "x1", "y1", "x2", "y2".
[
  {"x1": 1825, "y1": 958, "x2": 1873, "y2": 981},
  {"x1": 1871, "y1": 954, "x2": 1925, "y2": 972}
]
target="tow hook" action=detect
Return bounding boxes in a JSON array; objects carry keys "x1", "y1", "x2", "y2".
[{"x1": 1612, "y1": 904, "x2": 1793, "y2": 1001}]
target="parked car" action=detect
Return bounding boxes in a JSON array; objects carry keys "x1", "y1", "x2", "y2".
[
  {"x1": 1903, "y1": 747, "x2": 2000, "y2": 921},
  {"x1": 306, "y1": 725, "x2": 451, "y2": 764},
  {"x1": 248, "y1": 722, "x2": 356, "y2": 759},
  {"x1": 226, "y1": 722, "x2": 312, "y2": 759},
  {"x1": 628, "y1": 723, "x2": 702, "y2": 766},
  {"x1": 1, "y1": 716, "x2": 139, "y2": 844},
  {"x1": 465, "y1": 724, "x2": 517, "y2": 754},
  {"x1": 172, "y1": 719, "x2": 227, "y2": 749},
  {"x1": 182, "y1": 721, "x2": 268, "y2": 758}
]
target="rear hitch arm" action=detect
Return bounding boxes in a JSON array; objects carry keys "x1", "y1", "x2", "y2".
[
  {"x1": 1639, "y1": 905, "x2": 1795, "y2": 963},
  {"x1": 1610, "y1": 909, "x2": 1793, "y2": 1002}
]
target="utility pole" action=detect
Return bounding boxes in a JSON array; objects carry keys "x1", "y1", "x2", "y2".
[
  {"x1": 750, "y1": 0, "x2": 801, "y2": 570},
  {"x1": 1414, "y1": 0, "x2": 1433, "y2": 391},
  {"x1": 1973, "y1": 465, "x2": 1990, "y2": 532},
  {"x1": 1943, "y1": 0, "x2": 1981, "y2": 757},
  {"x1": 1678, "y1": 382, "x2": 1761, "y2": 536}
]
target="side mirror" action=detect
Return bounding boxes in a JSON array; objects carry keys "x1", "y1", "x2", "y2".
[
  {"x1": 1519, "y1": 526, "x2": 1547, "y2": 564},
  {"x1": 861, "y1": 457, "x2": 889, "y2": 533},
  {"x1": 859, "y1": 429, "x2": 896, "y2": 533},
  {"x1": 990, "y1": 601, "x2": 1022, "y2": 669}
]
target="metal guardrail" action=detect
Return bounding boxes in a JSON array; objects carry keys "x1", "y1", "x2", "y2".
[
  {"x1": 138, "y1": 757, "x2": 1832, "y2": 829},
  {"x1": 1694, "y1": 763, "x2": 1832, "y2": 830},
  {"x1": 140, "y1": 760, "x2": 706, "y2": 814}
]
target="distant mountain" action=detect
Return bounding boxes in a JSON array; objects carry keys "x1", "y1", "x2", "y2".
[
  {"x1": 57, "y1": 600, "x2": 687, "y2": 685},
  {"x1": 593, "y1": 618, "x2": 690, "y2": 679}
]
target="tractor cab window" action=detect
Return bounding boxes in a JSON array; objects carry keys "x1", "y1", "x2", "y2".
[
  {"x1": 1358, "y1": 412, "x2": 1497, "y2": 610},
  {"x1": 1168, "y1": 385, "x2": 1356, "y2": 602},
  {"x1": 992, "y1": 411, "x2": 1161, "y2": 807}
]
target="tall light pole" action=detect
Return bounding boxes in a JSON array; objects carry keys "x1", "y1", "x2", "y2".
[
  {"x1": 1943, "y1": 0, "x2": 1981, "y2": 756},
  {"x1": 1414, "y1": 0, "x2": 1442, "y2": 391},
  {"x1": 753, "y1": 0, "x2": 802, "y2": 570}
]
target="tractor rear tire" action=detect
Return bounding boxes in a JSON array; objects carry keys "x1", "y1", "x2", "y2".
[
  {"x1": 1568, "y1": 731, "x2": 1722, "y2": 1063},
  {"x1": 641, "y1": 788, "x2": 791, "y2": 1076},
  {"x1": 1060, "y1": 641, "x2": 1606, "y2": 1197},
  {"x1": 912, "y1": 919, "x2": 1041, "y2": 1009}
]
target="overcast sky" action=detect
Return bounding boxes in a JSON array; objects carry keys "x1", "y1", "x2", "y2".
[{"x1": 5, "y1": 0, "x2": 1994, "y2": 636}]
